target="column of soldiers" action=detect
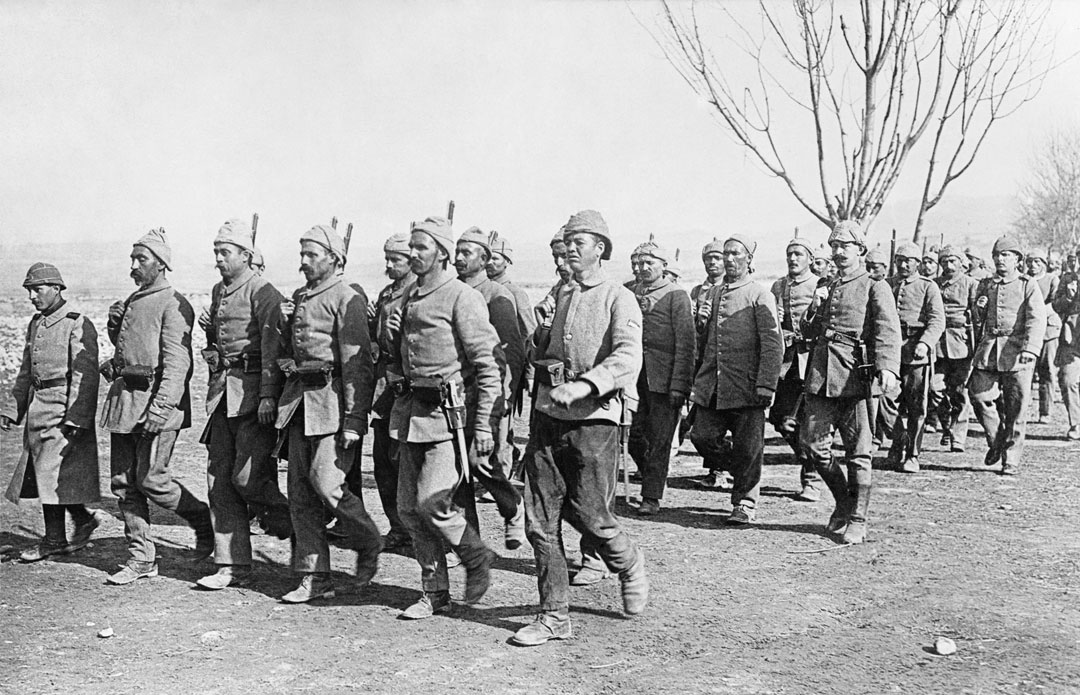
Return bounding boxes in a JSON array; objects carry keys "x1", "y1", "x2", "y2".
[{"x1": 3, "y1": 213, "x2": 1077, "y2": 644}]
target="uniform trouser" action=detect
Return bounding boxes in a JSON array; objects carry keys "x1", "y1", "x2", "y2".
[
  {"x1": 397, "y1": 439, "x2": 487, "y2": 593},
  {"x1": 689, "y1": 406, "x2": 764, "y2": 510},
  {"x1": 628, "y1": 390, "x2": 682, "y2": 500},
  {"x1": 465, "y1": 418, "x2": 521, "y2": 523},
  {"x1": 42, "y1": 504, "x2": 93, "y2": 544},
  {"x1": 286, "y1": 417, "x2": 381, "y2": 574},
  {"x1": 888, "y1": 363, "x2": 930, "y2": 460},
  {"x1": 206, "y1": 407, "x2": 289, "y2": 565},
  {"x1": 370, "y1": 418, "x2": 408, "y2": 539},
  {"x1": 1037, "y1": 338, "x2": 1059, "y2": 417},
  {"x1": 969, "y1": 367, "x2": 1034, "y2": 467},
  {"x1": 768, "y1": 358, "x2": 821, "y2": 490},
  {"x1": 800, "y1": 394, "x2": 874, "y2": 514},
  {"x1": 524, "y1": 413, "x2": 639, "y2": 613},
  {"x1": 876, "y1": 392, "x2": 897, "y2": 442},
  {"x1": 1058, "y1": 346, "x2": 1080, "y2": 427},
  {"x1": 110, "y1": 431, "x2": 212, "y2": 564},
  {"x1": 937, "y1": 357, "x2": 974, "y2": 448},
  {"x1": 926, "y1": 371, "x2": 944, "y2": 428}
]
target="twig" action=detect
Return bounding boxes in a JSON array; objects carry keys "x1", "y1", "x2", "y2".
[
  {"x1": 788, "y1": 543, "x2": 853, "y2": 554},
  {"x1": 589, "y1": 659, "x2": 626, "y2": 669}
]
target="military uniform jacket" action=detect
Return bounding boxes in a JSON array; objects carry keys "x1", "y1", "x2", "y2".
[
  {"x1": 2, "y1": 303, "x2": 100, "y2": 505},
  {"x1": 972, "y1": 273, "x2": 1046, "y2": 372},
  {"x1": 388, "y1": 267, "x2": 503, "y2": 443},
  {"x1": 531, "y1": 270, "x2": 642, "y2": 425},
  {"x1": 935, "y1": 273, "x2": 978, "y2": 360},
  {"x1": 770, "y1": 272, "x2": 816, "y2": 368},
  {"x1": 801, "y1": 269, "x2": 901, "y2": 399},
  {"x1": 886, "y1": 274, "x2": 945, "y2": 365},
  {"x1": 461, "y1": 273, "x2": 524, "y2": 399},
  {"x1": 275, "y1": 275, "x2": 373, "y2": 436},
  {"x1": 102, "y1": 277, "x2": 194, "y2": 433},
  {"x1": 1034, "y1": 273, "x2": 1062, "y2": 341},
  {"x1": 634, "y1": 277, "x2": 695, "y2": 396},
  {"x1": 370, "y1": 276, "x2": 415, "y2": 420},
  {"x1": 490, "y1": 270, "x2": 538, "y2": 344},
  {"x1": 691, "y1": 276, "x2": 783, "y2": 410},
  {"x1": 204, "y1": 269, "x2": 284, "y2": 418}
]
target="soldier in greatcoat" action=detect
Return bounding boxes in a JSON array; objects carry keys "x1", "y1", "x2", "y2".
[
  {"x1": 884, "y1": 242, "x2": 945, "y2": 473},
  {"x1": 1026, "y1": 249, "x2": 1060, "y2": 423},
  {"x1": 934, "y1": 246, "x2": 979, "y2": 452},
  {"x1": 194, "y1": 219, "x2": 290, "y2": 590},
  {"x1": 102, "y1": 229, "x2": 213, "y2": 584},
  {"x1": 800, "y1": 221, "x2": 901, "y2": 545},
  {"x1": 275, "y1": 225, "x2": 382, "y2": 603},
  {"x1": 969, "y1": 236, "x2": 1046, "y2": 475},
  {"x1": 2, "y1": 263, "x2": 103, "y2": 563},
  {"x1": 627, "y1": 241, "x2": 695, "y2": 515}
]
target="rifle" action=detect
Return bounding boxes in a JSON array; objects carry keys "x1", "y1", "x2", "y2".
[
  {"x1": 619, "y1": 391, "x2": 635, "y2": 504},
  {"x1": 889, "y1": 230, "x2": 897, "y2": 277},
  {"x1": 344, "y1": 223, "x2": 354, "y2": 255},
  {"x1": 251, "y1": 212, "x2": 259, "y2": 244},
  {"x1": 446, "y1": 200, "x2": 455, "y2": 225},
  {"x1": 330, "y1": 217, "x2": 338, "y2": 230}
]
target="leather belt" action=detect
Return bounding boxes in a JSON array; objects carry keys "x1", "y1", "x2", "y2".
[{"x1": 31, "y1": 376, "x2": 66, "y2": 390}]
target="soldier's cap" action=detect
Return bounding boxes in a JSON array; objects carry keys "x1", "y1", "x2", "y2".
[
  {"x1": 634, "y1": 241, "x2": 672, "y2": 264},
  {"x1": 300, "y1": 224, "x2": 347, "y2": 263},
  {"x1": 489, "y1": 231, "x2": 513, "y2": 263},
  {"x1": 213, "y1": 218, "x2": 254, "y2": 254},
  {"x1": 411, "y1": 216, "x2": 454, "y2": 255},
  {"x1": 827, "y1": 220, "x2": 866, "y2": 248},
  {"x1": 725, "y1": 234, "x2": 757, "y2": 256},
  {"x1": 665, "y1": 263, "x2": 683, "y2": 279},
  {"x1": 631, "y1": 240, "x2": 655, "y2": 259},
  {"x1": 383, "y1": 232, "x2": 411, "y2": 257},
  {"x1": 963, "y1": 245, "x2": 982, "y2": 261},
  {"x1": 991, "y1": 235, "x2": 1023, "y2": 257},
  {"x1": 134, "y1": 227, "x2": 172, "y2": 270},
  {"x1": 550, "y1": 227, "x2": 567, "y2": 247},
  {"x1": 894, "y1": 242, "x2": 921, "y2": 260},
  {"x1": 562, "y1": 209, "x2": 612, "y2": 260},
  {"x1": 923, "y1": 245, "x2": 940, "y2": 260},
  {"x1": 785, "y1": 238, "x2": 814, "y2": 255},
  {"x1": 1027, "y1": 248, "x2": 1048, "y2": 263},
  {"x1": 937, "y1": 245, "x2": 964, "y2": 262},
  {"x1": 864, "y1": 246, "x2": 888, "y2": 266},
  {"x1": 22, "y1": 262, "x2": 66, "y2": 290},
  {"x1": 251, "y1": 247, "x2": 265, "y2": 268},
  {"x1": 814, "y1": 243, "x2": 831, "y2": 261},
  {"x1": 457, "y1": 226, "x2": 492, "y2": 256},
  {"x1": 702, "y1": 237, "x2": 724, "y2": 257}
]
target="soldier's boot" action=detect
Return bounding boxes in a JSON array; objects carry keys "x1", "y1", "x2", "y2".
[
  {"x1": 176, "y1": 490, "x2": 214, "y2": 561},
  {"x1": 842, "y1": 485, "x2": 872, "y2": 545},
  {"x1": 618, "y1": 547, "x2": 649, "y2": 616},
  {"x1": 885, "y1": 427, "x2": 907, "y2": 470},
  {"x1": 511, "y1": 610, "x2": 572, "y2": 647},
  {"x1": 902, "y1": 416, "x2": 924, "y2": 473},
  {"x1": 454, "y1": 526, "x2": 494, "y2": 606},
  {"x1": 816, "y1": 460, "x2": 851, "y2": 535}
]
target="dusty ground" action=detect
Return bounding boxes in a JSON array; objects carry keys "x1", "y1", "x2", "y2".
[{"x1": 1, "y1": 298, "x2": 1079, "y2": 695}]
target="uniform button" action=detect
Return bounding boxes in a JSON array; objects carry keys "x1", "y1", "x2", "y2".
[{"x1": 566, "y1": 333, "x2": 573, "y2": 340}]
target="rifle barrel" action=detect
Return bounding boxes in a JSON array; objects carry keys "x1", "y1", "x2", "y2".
[{"x1": 251, "y1": 213, "x2": 259, "y2": 245}]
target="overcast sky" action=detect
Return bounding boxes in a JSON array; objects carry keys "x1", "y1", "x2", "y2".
[{"x1": 1, "y1": 0, "x2": 1078, "y2": 288}]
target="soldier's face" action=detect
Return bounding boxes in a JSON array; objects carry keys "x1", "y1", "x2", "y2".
[
  {"x1": 920, "y1": 258, "x2": 937, "y2": 276},
  {"x1": 130, "y1": 245, "x2": 164, "y2": 288},
  {"x1": 565, "y1": 232, "x2": 603, "y2": 274},
  {"x1": 702, "y1": 252, "x2": 724, "y2": 280},
  {"x1": 722, "y1": 240, "x2": 750, "y2": 281},
  {"x1": 408, "y1": 231, "x2": 447, "y2": 277},
  {"x1": 993, "y1": 250, "x2": 1021, "y2": 276},
  {"x1": 486, "y1": 252, "x2": 509, "y2": 278},
  {"x1": 550, "y1": 242, "x2": 571, "y2": 281},
  {"x1": 636, "y1": 255, "x2": 666, "y2": 284},
  {"x1": 867, "y1": 263, "x2": 887, "y2": 281},
  {"x1": 385, "y1": 252, "x2": 410, "y2": 281},
  {"x1": 829, "y1": 241, "x2": 862, "y2": 273},
  {"x1": 786, "y1": 246, "x2": 810, "y2": 276},
  {"x1": 940, "y1": 256, "x2": 961, "y2": 276},
  {"x1": 454, "y1": 241, "x2": 488, "y2": 278},
  {"x1": 214, "y1": 242, "x2": 250, "y2": 281},
  {"x1": 896, "y1": 256, "x2": 919, "y2": 278},
  {"x1": 299, "y1": 240, "x2": 337, "y2": 285},
  {"x1": 27, "y1": 284, "x2": 62, "y2": 312},
  {"x1": 1027, "y1": 258, "x2": 1046, "y2": 276}
]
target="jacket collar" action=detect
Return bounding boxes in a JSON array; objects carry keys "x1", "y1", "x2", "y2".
[
  {"x1": 298, "y1": 274, "x2": 343, "y2": 301},
  {"x1": 414, "y1": 266, "x2": 458, "y2": 298},
  {"x1": 720, "y1": 274, "x2": 752, "y2": 291},
  {"x1": 220, "y1": 268, "x2": 255, "y2": 297},
  {"x1": 129, "y1": 275, "x2": 171, "y2": 302},
  {"x1": 637, "y1": 276, "x2": 671, "y2": 295},
  {"x1": 787, "y1": 270, "x2": 815, "y2": 285},
  {"x1": 460, "y1": 271, "x2": 488, "y2": 290},
  {"x1": 39, "y1": 299, "x2": 68, "y2": 327},
  {"x1": 575, "y1": 267, "x2": 608, "y2": 289},
  {"x1": 836, "y1": 268, "x2": 869, "y2": 285}
]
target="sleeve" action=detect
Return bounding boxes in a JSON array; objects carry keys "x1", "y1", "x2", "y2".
[
  {"x1": 769, "y1": 278, "x2": 785, "y2": 328},
  {"x1": 488, "y1": 289, "x2": 525, "y2": 396},
  {"x1": 1051, "y1": 274, "x2": 1079, "y2": 317},
  {"x1": 254, "y1": 281, "x2": 285, "y2": 399},
  {"x1": 920, "y1": 281, "x2": 946, "y2": 350},
  {"x1": 1, "y1": 320, "x2": 34, "y2": 424},
  {"x1": 515, "y1": 286, "x2": 538, "y2": 338},
  {"x1": 868, "y1": 280, "x2": 902, "y2": 377},
  {"x1": 669, "y1": 289, "x2": 696, "y2": 396},
  {"x1": 754, "y1": 289, "x2": 785, "y2": 391},
  {"x1": 340, "y1": 289, "x2": 375, "y2": 434},
  {"x1": 579, "y1": 288, "x2": 643, "y2": 397},
  {"x1": 64, "y1": 317, "x2": 100, "y2": 429},
  {"x1": 455, "y1": 290, "x2": 504, "y2": 433},
  {"x1": 1021, "y1": 281, "x2": 1047, "y2": 355},
  {"x1": 152, "y1": 294, "x2": 194, "y2": 415}
]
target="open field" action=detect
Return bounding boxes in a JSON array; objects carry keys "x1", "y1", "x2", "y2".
[{"x1": 1, "y1": 297, "x2": 1079, "y2": 695}]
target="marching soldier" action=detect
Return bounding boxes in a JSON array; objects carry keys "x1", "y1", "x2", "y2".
[
  {"x1": 934, "y1": 246, "x2": 979, "y2": 452},
  {"x1": 275, "y1": 225, "x2": 382, "y2": 603},
  {"x1": 367, "y1": 232, "x2": 415, "y2": 549},
  {"x1": 102, "y1": 229, "x2": 213, "y2": 584},
  {"x1": 627, "y1": 240, "x2": 694, "y2": 515},
  {"x1": 1053, "y1": 259, "x2": 1080, "y2": 440},
  {"x1": 966, "y1": 247, "x2": 992, "y2": 281},
  {"x1": 689, "y1": 235, "x2": 783, "y2": 525},
  {"x1": 920, "y1": 247, "x2": 940, "y2": 278},
  {"x1": 1026, "y1": 249, "x2": 1060, "y2": 423},
  {"x1": 884, "y1": 242, "x2": 945, "y2": 473},
  {"x1": 486, "y1": 233, "x2": 538, "y2": 352},
  {"x1": 800, "y1": 221, "x2": 901, "y2": 545},
  {"x1": 251, "y1": 248, "x2": 266, "y2": 275},
  {"x1": 865, "y1": 247, "x2": 889, "y2": 281},
  {"x1": 969, "y1": 236, "x2": 1046, "y2": 475},
  {"x1": 812, "y1": 244, "x2": 838, "y2": 283},
  {"x1": 2, "y1": 264, "x2": 103, "y2": 563},
  {"x1": 512, "y1": 210, "x2": 648, "y2": 646},
  {"x1": 455, "y1": 226, "x2": 526, "y2": 549},
  {"x1": 195, "y1": 219, "x2": 290, "y2": 590},
  {"x1": 769, "y1": 237, "x2": 822, "y2": 500},
  {"x1": 388, "y1": 216, "x2": 501, "y2": 620},
  {"x1": 689, "y1": 238, "x2": 730, "y2": 490}
]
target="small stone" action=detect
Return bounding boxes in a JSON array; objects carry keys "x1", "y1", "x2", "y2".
[
  {"x1": 97, "y1": 627, "x2": 114, "y2": 638},
  {"x1": 934, "y1": 637, "x2": 957, "y2": 655}
]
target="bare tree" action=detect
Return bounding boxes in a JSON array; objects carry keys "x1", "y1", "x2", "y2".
[
  {"x1": 647, "y1": 0, "x2": 1054, "y2": 242},
  {"x1": 1014, "y1": 129, "x2": 1080, "y2": 256}
]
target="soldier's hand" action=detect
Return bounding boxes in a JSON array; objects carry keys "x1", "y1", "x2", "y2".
[
  {"x1": 108, "y1": 300, "x2": 125, "y2": 324},
  {"x1": 141, "y1": 414, "x2": 166, "y2": 438},
  {"x1": 257, "y1": 397, "x2": 277, "y2": 426},
  {"x1": 99, "y1": 359, "x2": 116, "y2": 381},
  {"x1": 1018, "y1": 351, "x2": 1037, "y2": 366},
  {"x1": 197, "y1": 307, "x2": 212, "y2": 331},
  {"x1": 668, "y1": 391, "x2": 686, "y2": 410},
  {"x1": 280, "y1": 300, "x2": 295, "y2": 321},
  {"x1": 813, "y1": 286, "x2": 829, "y2": 304},
  {"x1": 914, "y1": 342, "x2": 930, "y2": 361},
  {"x1": 695, "y1": 299, "x2": 712, "y2": 323},
  {"x1": 339, "y1": 430, "x2": 362, "y2": 449},
  {"x1": 385, "y1": 308, "x2": 403, "y2": 335},
  {"x1": 878, "y1": 370, "x2": 899, "y2": 395},
  {"x1": 1068, "y1": 280, "x2": 1078, "y2": 297},
  {"x1": 0, "y1": 415, "x2": 13, "y2": 431},
  {"x1": 534, "y1": 295, "x2": 556, "y2": 324},
  {"x1": 473, "y1": 430, "x2": 495, "y2": 457},
  {"x1": 60, "y1": 424, "x2": 86, "y2": 439},
  {"x1": 367, "y1": 301, "x2": 378, "y2": 321},
  {"x1": 550, "y1": 381, "x2": 593, "y2": 407}
]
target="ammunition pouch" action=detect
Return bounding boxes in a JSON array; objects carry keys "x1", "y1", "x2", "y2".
[
  {"x1": 279, "y1": 359, "x2": 337, "y2": 387},
  {"x1": 822, "y1": 328, "x2": 861, "y2": 348},
  {"x1": 120, "y1": 365, "x2": 155, "y2": 392},
  {"x1": 900, "y1": 325, "x2": 924, "y2": 340},
  {"x1": 240, "y1": 352, "x2": 262, "y2": 374},
  {"x1": 409, "y1": 375, "x2": 446, "y2": 406},
  {"x1": 532, "y1": 358, "x2": 566, "y2": 387},
  {"x1": 201, "y1": 348, "x2": 222, "y2": 372}
]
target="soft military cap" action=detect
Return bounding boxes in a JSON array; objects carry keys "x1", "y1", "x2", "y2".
[
  {"x1": 895, "y1": 242, "x2": 921, "y2": 260},
  {"x1": 22, "y1": 262, "x2": 66, "y2": 289},
  {"x1": 383, "y1": 232, "x2": 411, "y2": 257},
  {"x1": 725, "y1": 234, "x2": 757, "y2": 256},
  {"x1": 865, "y1": 247, "x2": 888, "y2": 266},
  {"x1": 301, "y1": 224, "x2": 347, "y2": 263},
  {"x1": 134, "y1": 228, "x2": 172, "y2": 270},
  {"x1": 411, "y1": 216, "x2": 454, "y2": 255},
  {"x1": 828, "y1": 220, "x2": 865, "y2": 248},
  {"x1": 457, "y1": 226, "x2": 492, "y2": 255},
  {"x1": 563, "y1": 209, "x2": 612, "y2": 260},
  {"x1": 489, "y1": 232, "x2": 513, "y2": 263},
  {"x1": 964, "y1": 246, "x2": 983, "y2": 261},
  {"x1": 937, "y1": 245, "x2": 963, "y2": 262},
  {"x1": 923, "y1": 246, "x2": 940, "y2": 261},
  {"x1": 1027, "y1": 248, "x2": 1048, "y2": 263},
  {"x1": 639, "y1": 243, "x2": 672, "y2": 264},
  {"x1": 992, "y1": 235, "x2": 1023, "y2": 257},
  {"x1": 214, "y1": 218, "x2": 254, "y2": 253},
  {"x1": 814, "y1": 243, "x2": 830, "y2": 260},
  {"x1": 251, "y1": 247, "x2": 265, "y2": 268},
  {"x1": 550, "y1": 228, "x2": 567, "y2": 247},
  {"x1": 702, "y1": 238, "x2": 724, "y2": 256},
  {"x1": 786, "y1": 238, "x2": 814, "y2": 255}
]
